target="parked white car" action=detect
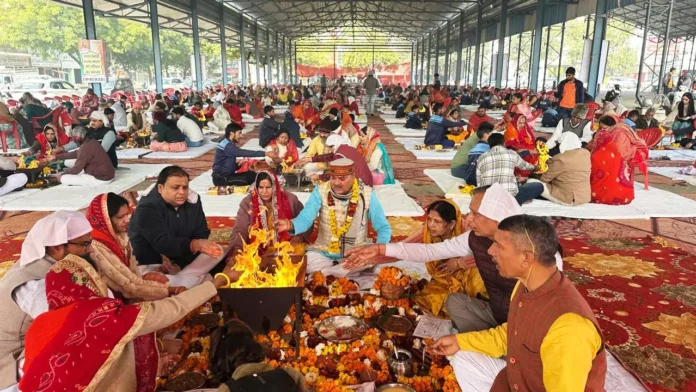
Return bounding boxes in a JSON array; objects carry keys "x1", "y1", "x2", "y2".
[
  {"x1": 148, "y1": 77, "x2": 188, "y2": 91},
  {"x1": 10, "y1": 79, "x2": 84, "y2": 101}
]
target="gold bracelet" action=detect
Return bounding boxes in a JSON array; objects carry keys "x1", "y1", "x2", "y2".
[{"x1": 214, "y1": 273, "x2": 230, "y2": 288}]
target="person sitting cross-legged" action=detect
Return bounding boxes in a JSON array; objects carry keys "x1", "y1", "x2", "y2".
[
  {"x1": 275, "y1": 158, "x2": 391, "y2": 278},
  {"x1": 528, "y1": 133, "x2": 591, "y2": 206},
  {"x1": 546, "y1": 103, "x2": 592, "y2": 156},
  {"x1": 476, "y1": 133, "x2": 542, "y2": 205},
  {"x1": 128, "y1": 166, "x2": 226, "y2": 287},
  {"x1": 424, "y1": 103, "x2": 466, "y2": 148},
  {"x1": 53, "y1": 126, "x2": 115, "y2": 187},
  {"x1": 172, "y1": 106, "x2": 205, "y2": 147},
  {"x1": 451, "y1": 122, "x2": 493, "y2": 183},
  {"x1": 429, "y1": 215, "x2": 606, "y2": 392},
  {"x1": 212, "y1": 123, "x2": 278, "y2": 186}
]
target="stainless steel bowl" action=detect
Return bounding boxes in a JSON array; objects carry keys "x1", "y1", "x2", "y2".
[{"x1": 376, "y1": 382, "x2": 417, "y2": 392}]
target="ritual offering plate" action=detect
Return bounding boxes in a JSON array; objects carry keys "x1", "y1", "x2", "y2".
[
  {"x1": 378, "y1": 315, "x2": 413, "y2": 334},
  {"x1": 165, "y1": 372, "x2": 206, "y2": 392},
  {"x1": 316, "y1": 315, "x2": 368, "y2": 342},
  {"x1": 376, "y1": 383, "x2": 417, "y2": 392}
]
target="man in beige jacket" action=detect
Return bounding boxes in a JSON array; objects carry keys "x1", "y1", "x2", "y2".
[{"x1": 530, "y1": 132, "x2": 591, "y2": 206}]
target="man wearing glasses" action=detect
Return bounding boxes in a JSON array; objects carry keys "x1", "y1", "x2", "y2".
[{"x1": 0, "y1": 211, "x2": 94, "y2": 391}]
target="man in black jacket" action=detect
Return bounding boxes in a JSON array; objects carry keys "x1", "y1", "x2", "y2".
[
  {"x1": 129, "y1": 166, "x2": 222, "y2": 272},
  {"x1": 259, "y1": 105, "x2": 280, "y2": 148}
]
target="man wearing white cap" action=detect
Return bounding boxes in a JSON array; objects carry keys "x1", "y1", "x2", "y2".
[
  {"x1": 0, "y1": 211, "x2": 94, "y2": 391},
  {"x1": 276, "y1": 158, "x2": 390, "y2": 278},
  {"x1": 345, "y1": 184, "x2": 563, "y2": 333}
]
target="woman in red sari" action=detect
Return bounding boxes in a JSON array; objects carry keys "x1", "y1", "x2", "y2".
[
  {"x1": 87, "y1": 192, "x2": 179, "y2": 300},
  {"x1": 504, "y1": 114, "x2": 538, "y2": 176},
  {"x1": 20, "y1": 255, "x2": 234, "y2": 392},
  {"x1": 228, "y1": 170, "x2": 308, "y2": 257},
  {"x1": 265, "y1": 129, "x2": 300, "y2": 167},
  {"x1": 24, "y1": 124, "x2": 72, "y2": 158},
  {"x1": 302, "y1": 100, "x2": 318, "y2": 135},
  {"x1": 80, "y1": 88, "x2": 100, "y2": 117},
  {"x1": 588, "y1": 119, "x2": 648, "y2": 205}
]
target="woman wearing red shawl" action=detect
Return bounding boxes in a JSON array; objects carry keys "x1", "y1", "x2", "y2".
[
  {"x1": 302, "y1": 100, "x2": 318, "y2": 133},
  {"x1": 504, "y1": 114, "x2": 539, "y2": 175},
  {"x1": 348, "y1": 96, "x2": 360, "y2": 116},
  {"x1": 226, "y1": 100, "x2": 245, "y2": 128},
  {"x1": 24, "y1": 124, "x2": 72, "y2": 158},
  {"x1": 80, "y1": 88, "x2": 100, "y2": 116},
  {"x1": 19, "y1": 254, "x2": 234, "y2": 392},
  {"x1": 228, "y1": 171, "x2": 309, "y2": 257},
  {"x1": 265, "y1": 129, "x2": 300, "y2": 167},
  {"x1": 588, "y1": 119, "x2": 648, "y2": 205},
  {"x1": 87, "y1": 193, "x2": 181, "y2": 301}
]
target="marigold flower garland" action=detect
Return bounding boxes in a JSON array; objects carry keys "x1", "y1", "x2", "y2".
[
  {"x1": 156, "y1": 268, "x2": 462, "y2": 392},
  {"x1": 327, "y1": 179, "x2": 360, "y2": 254}
]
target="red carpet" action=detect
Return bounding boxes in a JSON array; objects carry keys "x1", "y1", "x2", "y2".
[{"x1": 561, "y1": 235, "x2": 696, "y2": 391}]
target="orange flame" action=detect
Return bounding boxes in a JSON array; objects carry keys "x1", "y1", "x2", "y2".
[{"x1": 229, "y1": 227, "x2": 302, "y2": 288}]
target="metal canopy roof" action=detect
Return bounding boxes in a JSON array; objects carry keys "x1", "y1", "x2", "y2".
[
  {"x1": 611, "y1": 0, "x2": 696, "y2": 39},
  {"x1": 50, "y1": 0, "x2": 695, "y2": 58}
]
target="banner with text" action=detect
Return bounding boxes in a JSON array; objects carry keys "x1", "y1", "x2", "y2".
[{"x1": 78, "y1": 39, "x2": 107, "y2": 83}]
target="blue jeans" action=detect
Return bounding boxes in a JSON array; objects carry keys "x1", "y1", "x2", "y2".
[
  {"x1": 185, "y1": 137, "x2": 203, "y2": 147},
  {"x1": 451, "y1": 165, "x2": 468, "y2": 180},
  {"x1": 515, "y1": 182, "x2": 544, "y2": 205},
  {"x1": 557, "y1": 107, "x2": 572, "y2": 120}
]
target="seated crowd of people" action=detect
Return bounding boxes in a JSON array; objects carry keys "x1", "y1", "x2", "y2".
[{"x1": 0, "y1": 72, "x2": 689, "y2": 392}]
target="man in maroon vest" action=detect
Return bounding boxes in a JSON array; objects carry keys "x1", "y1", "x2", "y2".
[
  {"x1": 344, "y1": 183, "x2": 563, "y2": 333},
  {"x1": 430, "y1": 215, "x2": 606, "y2": 391}
]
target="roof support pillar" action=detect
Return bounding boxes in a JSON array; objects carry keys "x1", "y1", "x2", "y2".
[
  {"x1": 515, "y1": 33, "x2": 522, "y2": 89},
  {"x1": 495, "y1": 0, "x2": 508, "y2": 88},
  {"x1": 455, "y1": 12, "x2": 464, "y2": 85},
  {"x1": 434, "y1": 28, "x2": 440, "y2": 78},
  {"x1": 275, "y1": 32, "x2": 279, "y2": 85},
  {"x1": 282, "y1": 36, "x2": 287, "y2": 84},
  {"x1": 472, "y1": 1, "x2": 483, "y2": 89},
  {"x1": 411, "y1": 42, "x2": 416, "y2": 85},
  {"x1": 588, "y1": 0, "x2": 609, "y2": 97},
  {"x1": 444, "y1": 20, "x2": 451, "y2": 85},
  {"x1": 220, "y1": 9, "x2": 228, "y2": 86},
  {"x1": 556, "y1": 22, "x2": 566, "y2": 86},
  {"x1": 254, "y1": 22, "x2": 261, "y2": 86},
  {"x1": 426, "y1": 32, "x2": 432, "y2": 84},
  {"x1": 420, "y1": 38, "x2": 425, "y2": 85},
  {"x1": 266, "y1": 30, "x2": 271, "y2": 86},
  {"x1": 542, "y1": 26, "x2": 551, "y2": 89},
  {"x1": 530, "y1": 0, "x2": 545, "y2": 91},
  {"x1": 82, "y1": 0, "x2": 101, "y2": 96},
  {"x1": 239, "y1": 14, "x2": 247, "y2": 86},
  {"x1": 294, "y1": 42, "x2": 297, "y2": 85},
  {"x1": 191, "y1": 0, "x2": 203, "y2": 91},
  {"x1": 657, "y1": 0, "x2": 674, "y2": 94},
  {"x1": 148, "y1": 0, "x2": 162, "y2": 94}
]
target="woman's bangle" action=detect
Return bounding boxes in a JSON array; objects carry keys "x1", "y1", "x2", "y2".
[{"x1": 214, "y1": 273, "x2": 231, "y2": 288}]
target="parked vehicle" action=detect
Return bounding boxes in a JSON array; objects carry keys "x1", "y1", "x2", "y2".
[
  {"x1": 10, "y1": 78, "x2": 84, "y2": 101},
  {"x1": 102, "y1": 78, "x2": 134, "y2": 95}
]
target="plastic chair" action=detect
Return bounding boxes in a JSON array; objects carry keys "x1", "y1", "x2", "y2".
[
  {"x1": 31, "y1": 106, "x2": 64, "y2": 133},
  {"x1": 0, "y1": 112, "x2": 21, "y2": 152}
]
